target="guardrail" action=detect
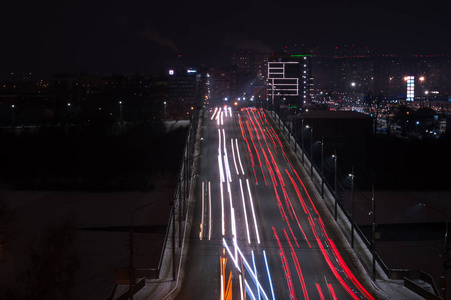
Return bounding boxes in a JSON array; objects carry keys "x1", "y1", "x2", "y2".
[{"x1": 268, "y1": 109, "x2": 442, "y2": 299}]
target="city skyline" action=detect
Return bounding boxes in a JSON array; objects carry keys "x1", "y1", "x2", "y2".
[{"x1": 1, "y1": 0, "x2": 450, "y2": 78}]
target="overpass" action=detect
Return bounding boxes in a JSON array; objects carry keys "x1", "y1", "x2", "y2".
[{"x1": 115, "y1": 107, "x2": 436, "y2": 300}]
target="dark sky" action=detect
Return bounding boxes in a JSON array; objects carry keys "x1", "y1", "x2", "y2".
[{"x1": 1, "y1": 0, "x2": 450, "y2": 78}]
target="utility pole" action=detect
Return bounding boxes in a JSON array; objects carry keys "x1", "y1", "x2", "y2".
[{"x1": 350, "y1": 167, "x2": 355, "y2": 248}]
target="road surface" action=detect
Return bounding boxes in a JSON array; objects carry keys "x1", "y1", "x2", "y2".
[{"x1": 176, "y1": 107, "x2": 375, "y2": 300}]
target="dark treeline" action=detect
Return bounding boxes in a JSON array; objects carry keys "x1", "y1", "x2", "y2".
[{"x1": 0, "y1": 121, "x2": 188, "y2": 191}]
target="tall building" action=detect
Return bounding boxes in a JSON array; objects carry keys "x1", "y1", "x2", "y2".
[
  {"x1": 168, "y1": 67, "x2": 202, "y2": 118},
  {"x1": 266, "y1": 52, "x2": 313, "y2": 109},
  {"x1": 207, "y1": 66, "x2": 237, "y2": 104}
]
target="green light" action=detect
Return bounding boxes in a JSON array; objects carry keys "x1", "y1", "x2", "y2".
[{"x1": 291, "y1": 54, "x2": 312, "y2": 57}]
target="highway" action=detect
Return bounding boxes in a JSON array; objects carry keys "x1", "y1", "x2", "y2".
[{"x1": 176, "y1": 106, "x2": 375, "y2": 300}]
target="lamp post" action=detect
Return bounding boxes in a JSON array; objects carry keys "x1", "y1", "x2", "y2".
[
  {"x1": 349, "y1": 167, "x2": 355, "y2": 248},
  {"x1": 129, "y1": 200, "x2": 159, "y2": 300},
  {"x1": 351, "y1": 82, "x2": 356, "y2": 105},
  {"x1": 332, "y1": 152, "x2": 338, "y2": 220},
  {"x1": 370, "y1": 181, "x2": 376, "y2": 281},
  {"x1": 164, "y1": 101, "x2": 167, "y2": 120},
  {"x1": 11, "y1": 104, "x2": 15, "y2": 128},
  {"x1": 421, "y1": 202, "x2": 448, "y2": 299},
  {"x1": 119, "y1": 101, "x2": 123, "y2": 125},
  {"x1": 306, "y1": 124, "x2": 313, "y2": 179},
  {"x1": 319, "y1": 136, "x2": 324, "y2": 198},
  {"x1": 301, "y1": 117, "x2": 305, "y2": 165}
]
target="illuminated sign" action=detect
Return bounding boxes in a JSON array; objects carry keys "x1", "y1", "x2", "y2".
[
  {"x1": 405, "y1": 76, "x2": 414, "y2": 101},
  {"x1": 187, "y1": 69, "x2": 197, "y2": 74}
]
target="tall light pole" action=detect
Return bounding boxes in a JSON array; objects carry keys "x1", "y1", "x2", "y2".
[
  {"x1": 320, "y1": 136, "x2": 324, "y2": 198},
  {"x1": 421, "y1": 202, "x2": 448, "y2": 299},
  {"x1": 129, "y1": 200, "x2": 159, "y2": 300},
  {"x1": 370, "y1": 181, "x2": 376, "y2": 281},
  {"x1": 351, "y1": 82, "x2": 356, "y2": 105},
  {"x1": 11, "y1": 104, "x2": 15, "y2": 128},
  {"x1": 349, "y1": 167, "x2": 355, "y2": 248},
  {"x1": 306, "y1": 124, "x2": 313, "y2": 178},
  {"x1": 164, "y1": 101, "x2": 167, "y2": 120},
  {"x1": 301, "y1": 117, "x2": 305, "y2": 165},
  {"x1": 119, "y1": 101, "x2": 123, "y2": 125},
  {"x1": 332, "y1": 151, "x2": 338, "y2": 220}
]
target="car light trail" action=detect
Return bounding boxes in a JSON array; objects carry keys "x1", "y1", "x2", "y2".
[
  {"x1": 231, "y1": 207, "x2": 238, "y2": 263},
  {"x1": 222, "y1": 238, "x2": 240, "y2": 269},
  {"x1": 328, "y1": 283, "x2": 338, "y2": 300},
  {"x1": 284, "y1": 228, "x2": 309, "y2": 300},
  {"x1": 208, "y1": 180, "x2": 212, "y2": 240},
  {"x1": 273, "y1": 227, "x2": 296, "y2": 300},
  {"x1": 315, "y1": 283, "x2": 325, "y2": 300},
  {"x1": 200, "y1": 181, "x2": 205, "y2": 240},
  {"x1": 252, "y1": 250, "x2": 260, "y2": 300},
  {"x1": 220, "y1": 181, "x2": 225, "y2": 235},
  {"x1": 239, "y1": 274, "x2": 244, "y2": 300},
  {"x1": 211, "y1": 107, "x2": 219, "y2": 120},
  {"x1": 245, "y1": 280, "x2": 257, "y2": 300},
  {"x1": 246, "y1": 179, "x2": 260, "y2": 244},
  {"x1": 263, "y1": 250, "x2": 276, "y2": 300},
  {"x1": 218, "y1": 154, "x2": 225, "y2": 183},
  {"x1": 235, "y1": 243, "x2": 269, "y2": 300},
  {"x1": 231, "y1": 139, "x2": 239, "y2": 175},
  {"x1": 239, "y1": 179, "x2": 251, "y2": 244},
  {"x1": 235, "y1": 138, "x2": 245, "y2": 175},
  {"x1": 224, "y1": 150, "x2": 232, "y2": 183}
]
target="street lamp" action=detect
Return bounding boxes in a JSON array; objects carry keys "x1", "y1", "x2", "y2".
[
  {"x1": 11, "y1": 104, "x2": 15, "y2": 128},
  {"x1": 332, "y1": 152, "x2": 338, "y2": 220},
  {"x1": 164, "y1": 101, "x2": 167, "y2": 120},
  {"x1": 318, "y1": 137, "x2": 324, "y2": 198},
  {"x1": 306, "y1": 124, "x2": 313, "y2": 178},
  {"x1": 119, "y1": 101, "x2": 123, "y2": 125},
  {"x1": 351, "y1": 82, "x2": 356, "y2": 104},
  {"x1": 349, "y1": 168, "x2": 355, "y2": 248}
]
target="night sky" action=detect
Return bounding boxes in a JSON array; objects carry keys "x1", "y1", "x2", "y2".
[{"x1": 1, "y1": 0, "x2": 450, "y2": 78}]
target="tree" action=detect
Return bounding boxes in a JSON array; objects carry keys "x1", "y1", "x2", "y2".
[{"x1": 18, "y1": 220, "x2": 80, "y2": 300}]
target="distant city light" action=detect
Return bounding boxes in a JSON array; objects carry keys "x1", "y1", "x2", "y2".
[
  {"x1": 405, "y1": 76, "x2": 415, "y2": 101},
  {"x1": 169, "y1": 69, "x2": 174, "y2": 75}
]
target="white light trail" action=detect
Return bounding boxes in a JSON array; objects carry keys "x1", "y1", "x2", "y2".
[
  {"x1": 220, "y1": 181, "x2": 225, "y2": 235},
  {"x1": 231, "y1": 139, "x2": 240, "y2": 175},
  {"x1": 235, "y1": 139, "x2": 245, "y2": 175},
  {"x1": 224, "y1": 150, "x2": 232, "y2": 183},
  {"x1": 218, "y1": 128, "x2": 222, "y2": 152},
  {"x1": 252, "y1": 250, "x2": 260, "y2": 300},
  {"x1": 221, "y1": 274, "x2": 224, "y2": 300},
  {"x1": 222, "y1": 129, "x2": 226, "y2": 152},
  {"x1": 245, "y1": 280, "x2": 257, "y2": 300},
  {"x1": 211, "y1": 107, "x2": 219, "y2": 120},
  {"x1": 218, "y1": 154, "x2": 225, "y2": 183},
  {"x1": 228, "y1": 106, "x2": 232, "y2": 118},
  {"x1": 235, "y1": 243, "x2": 269, "y2": 300},
  {"x1": 200, "y1": 181, "x2": 205, "y2": 240},
  {"x1": 208, "y1": 181, "x2": 212, "y2": 240},
  {"x1": 246, "y1": 179, "x2": 261, "y2": 244},
  {"x1": 221, "y1": 111, "x2": 224, "y2": 125},
  {"x1": 232, "y1": 207, "x2": 238, "y2": 264},
  {"x1": 222, "y1": 238, "x2": 240, "y2": 269},
  {"x1": 239, "y1": 274, "x2": 244, "y2": 300},
  {"x1": 263, "y1": 250, "x2": 276, "y2": 300},
  {"x1": 239, "y1": 179, "x2": 251, "y2": 244}
]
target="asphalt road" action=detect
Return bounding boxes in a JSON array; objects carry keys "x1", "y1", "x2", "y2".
[{"x1": 176, "y1": 107, "x2": 375, "y2": 300}]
